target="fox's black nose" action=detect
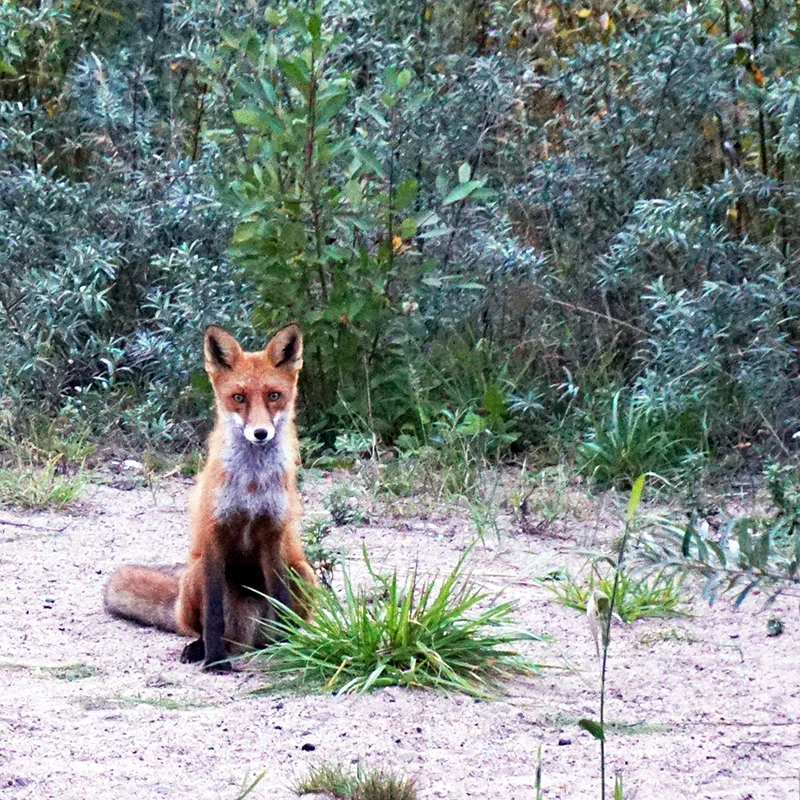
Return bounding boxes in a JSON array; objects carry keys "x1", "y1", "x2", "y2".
[{"x1": 253, "y1": 428, "x2": 269, "y2": 441}]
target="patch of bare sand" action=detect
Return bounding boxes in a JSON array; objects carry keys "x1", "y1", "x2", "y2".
[{"x1": 1, "y1": 474, "x2": 799, "y2": 799}]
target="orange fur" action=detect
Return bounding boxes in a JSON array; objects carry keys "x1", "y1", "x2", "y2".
[{"x1": 104, "y1": 324, "x2": 317, "y2": 671}]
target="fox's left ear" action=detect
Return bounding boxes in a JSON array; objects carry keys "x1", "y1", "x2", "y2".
[{"x1": 265, "y1": 323, "x2": 303, "y2": 372}]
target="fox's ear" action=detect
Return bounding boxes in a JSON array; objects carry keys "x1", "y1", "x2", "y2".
[
  {"x1": 204, "y1": 325, "x2": 243, "y2": 372},
  {"x1": 265, "y1": 323, "x2": 303, "y2": 372}
]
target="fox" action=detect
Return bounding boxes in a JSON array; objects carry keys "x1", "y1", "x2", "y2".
[{"x1": 104, "y1": 323, "x2": 317, "y2": 671}]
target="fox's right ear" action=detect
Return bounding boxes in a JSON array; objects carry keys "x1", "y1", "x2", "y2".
[{"x1": 204, "y1": 325, "x2": 243, "y2": 373}]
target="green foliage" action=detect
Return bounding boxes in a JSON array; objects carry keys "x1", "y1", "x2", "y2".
[
  {"x1": 253, "y1": 551, "x2": 541, "y2": 698},
  {"x1": 324, "y1": 485, "x2": 368, "y2": 526},
  {"x1": 577, "y1": 392, "x2": 707, "y2": 489},
  {"x1": 547, "y1": 565, "x2": 688, "y2": 623},
  {"x1": 644, "y1": 462, "x2": 800, "y2": 605},
  {"x1": 4, "y1": 0, "x2": 800, "y2": 474},
  {"x1": 217, "y1": 7, "x2": 438, "y2": 435},
  {"x1": 301, "y1": 515, "x2": 342, "y2": 587},
  {"x1": 295, "y1": 762, "x2": 417, "y2": 800},
  {"x1": 0, "y1": 415, "x2": 90, "y2": 509},
  {"x1": 0, "y1": 455, "x2": 85, "y2": 510}
]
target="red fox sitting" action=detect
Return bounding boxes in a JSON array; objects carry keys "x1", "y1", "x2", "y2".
[{"x1": 104, "y1": 324, "x2": 317, "y2": 671}]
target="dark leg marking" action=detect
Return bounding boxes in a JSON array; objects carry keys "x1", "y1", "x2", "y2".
[{"x1": 203, "y1": 560, "x2": 232, "y2": 672}]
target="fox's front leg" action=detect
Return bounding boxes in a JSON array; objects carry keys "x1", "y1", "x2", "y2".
[{"x1": 201, "y1": 556, "x2": 231, "y2": 672}]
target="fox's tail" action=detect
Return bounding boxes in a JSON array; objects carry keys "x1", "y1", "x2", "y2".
[{"x1": 103, "y1": 565, "x2": 183, "y2": 633}]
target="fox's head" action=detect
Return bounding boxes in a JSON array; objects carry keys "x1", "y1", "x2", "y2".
[{"x1": 203, "y1": 324, "x2": 302, "y2": 445}]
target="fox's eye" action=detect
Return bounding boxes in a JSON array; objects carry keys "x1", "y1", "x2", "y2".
[
  {"x1": 268, "y1": 391, "x2": 281, "y2": 402},
  {"x1": 232, "y1": 393, "x2": 246, "y2": 404}
]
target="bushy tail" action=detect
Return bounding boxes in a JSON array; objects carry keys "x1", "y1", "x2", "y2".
[{"x1": 103, "y1": 565, "x2": 183, "y2": 633}]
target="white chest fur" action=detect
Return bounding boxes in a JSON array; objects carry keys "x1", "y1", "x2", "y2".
[{"x1": 214, "y1": 415, "x2": 291, "y2": 523}]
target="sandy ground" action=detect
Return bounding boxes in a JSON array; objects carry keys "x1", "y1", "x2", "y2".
[{"x1": 1, "y1": 469, "x2": 799, "y2": 800}]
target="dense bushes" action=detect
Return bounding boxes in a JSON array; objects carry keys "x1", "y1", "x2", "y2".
[{"x1": 2, "y1": 1, "x2": 800, "y2": 470}]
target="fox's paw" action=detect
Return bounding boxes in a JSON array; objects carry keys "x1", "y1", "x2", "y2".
[
  {"x1": 202, "y1": 658, "x2": 233, "y2": 673},
  {"x1": 180, "y1": 638, "x2": 205, "y2": 664}
]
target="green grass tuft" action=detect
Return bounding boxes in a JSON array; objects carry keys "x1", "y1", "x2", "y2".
[
  {"x1": 546, "y1": 564, "x2": 688, "y2": 623},
  {"x1": 0, "y1": 455, "x2": 85, "y2": 510},
  {"x1": 251, "y1": 552, "x2": 543, "y2": 698},
  {"x1": 577, "y1": 391, "x2": 706, "y2": 489},
  {"x1": 295, "y1": 762, "x2": 416, "y2": 800}
]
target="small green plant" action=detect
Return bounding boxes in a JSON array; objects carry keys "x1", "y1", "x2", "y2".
[
  {"x1": 179, "y1": 450, "x2": 205, "y2": 477},
  {"x1": 235, "y1": 771, "x2": 266, "y2": 800},
  {"x1": 547, "y1": 565, "x2": 687, "y2": 623},
  {"x1": 49, "y1": 664, "x2": 97, "y2": 681},
  {"x1": 766, "y1": 616, "x2": 784, "y2": 637},
  {"x1": 369, "y1": 453, "x2": 417, "y2": 498},
  {"x1": 511, "y1": 464, "x2": 581, "y2": 535},
  {"x1": 577, "y1": 392, "x2": 706, "y2": 489},
  {"x1": 301, "y1": 515, "x2": 342, "y2": 588},
  {"x1": 636, "y1": 627, "x2": 698, "y2": 647},
  {"x1": 252, "y1": 551, "x2": 542, "y2": 698},
  {"x1": 324, "y1": 485, "x2": 368, "y2": 527},
  {"x1": 0, "y1": 454, "x2": 85, "y2": 510},
  {"x1": 579, "y1": 475, "x2": 645, "y2": 800},
  {"x1": 295, "y1": 762, "x2": 417, "y2": 800},
  {"x1": 0, "y1": 418, "x2": 94, "y2": 466}
]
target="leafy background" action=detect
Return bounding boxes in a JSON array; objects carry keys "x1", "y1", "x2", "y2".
[{"x1": 2, "y1": 0, "x2": 800, "y2": 477}]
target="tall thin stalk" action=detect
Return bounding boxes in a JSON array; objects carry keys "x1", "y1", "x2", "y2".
[{"x1": 583, "y1": 474, "x2": 645, "y2": 800}]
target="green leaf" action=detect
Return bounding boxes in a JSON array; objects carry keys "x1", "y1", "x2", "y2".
[
  {"x1": 384, "y1": 66, "x2": 399, "y2": 92},
  {"x1": 231, "y1": 221, "x2": 260, "y2": 245},
  {"x1": 394, "y1": 179, "x2": 418, "y2": 211},
  {"x1": 442, "y1": 179, "x2": 485, "y2": 206},
  {"x1": 259, "y1": 78, "x2": 278, "y2": 106},
  {"x1": 354, "y1": 149, "x2": 385, "y2": 177},
  {"x1": 396, "y1": 69, "x2": 412, "y2": 90},
  {"x1": 400, "y1": 217, "x2": 418, "y2": 238},
  {"x1": 753, "y1": 529, "x2": 771, "y2": 568},
  {"x1": 279, "y1": 57, "x2": 309, "y2": 92},
  {"x1": 482, "y1": 384, "x2": 507, "y2": 419},
  {"x1": 457, "y1": 412, "x2": 486, "y2": 436},
  {"x1": 317, "y1": 90, "x2": 349, "y2": 124},
  {"x1": 626, "y1": 475, "x2": 645, "y2": 523},
  {"x1": 232, "y1": 108, "x2": 282, "y2": 133},
  {"x1": 458, "y1": 162, "x2": 471, "y2": 183},
  {"x1": 343, "y1": 180, "x2": 362, "y2": 205},
  {"x1": 578, "y1": 718, "x2": 605, "y2": 740},
  {"x1": 308, "y1": 12, "x2": 322, "y2": 38}
]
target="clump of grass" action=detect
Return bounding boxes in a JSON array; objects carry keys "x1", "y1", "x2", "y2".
[
  {"x1": 295, "y1": 762, "x2": 416, "y2": 800},
  {"x1": 252, "y1": 551, "x2": 542, "y2": 698},
  {"x1": 50, "y1": 664, "x2": 97, "y2": 681},
  {"x1": 546, "y1": 564, "x2": 687, "y2": 623},
  {"x1": 0, "y1": 454, "x2": 84, "y2": 509},
  {"x1": 636, "y1": 627, "x2": 698, "y2": 647},
  {"x1": 577, "y1": 391, "x2": 706, "y2": 489}
]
